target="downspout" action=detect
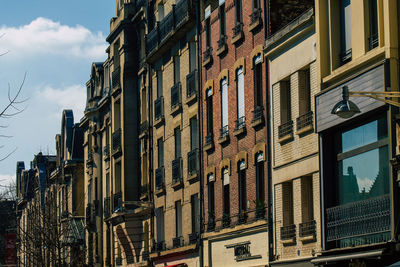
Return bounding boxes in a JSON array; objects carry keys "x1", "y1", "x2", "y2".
[
  {"x1": 195, "y1": 0, "x2": 204, "y2": 266},
  {"x1": 263, "y1": 0, "x2": 274, "y2": 263}
]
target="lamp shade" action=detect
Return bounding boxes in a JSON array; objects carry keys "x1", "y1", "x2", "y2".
[{"x1": 331, "y1": 86, "x2": 361, "y2": 119}]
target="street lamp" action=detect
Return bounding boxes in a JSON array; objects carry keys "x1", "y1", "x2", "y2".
[{"x1": 331, "y1": 85, "x2": 400, "y2": 118}]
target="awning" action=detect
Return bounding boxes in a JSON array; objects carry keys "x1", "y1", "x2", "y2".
[{"x1": 311, "y1": 249, "x2": 384, "y2": 265}]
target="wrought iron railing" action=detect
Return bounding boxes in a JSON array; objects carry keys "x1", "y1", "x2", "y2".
[
  {"x1": 112, "y1": 128, "x2": 122, "y2": 154},
  {"x1": 146, "y1": 0, "x2": 192, "y2": 55},
  {"x1": 235, "y1": 116, "x2": 246, "y2": 130},
  {"x1": 140, "y1": 121, "x2": 149, "y2": 135},
  {"x1": 250, "y1": 8, "x2": 262, "y2": 25},
  {"x1": 217, "y1": 35, "x2": 227, "y2": 50},
  {"x1": 369, "y1": 33, "x2": 379, "y2": 50},
  {"x1": 340, "y1": 48, "x2": 352, "y2": 64},
  {"x1": 296, "y1": 111, "x2": 313, "y2": 131},
  {"x1": 326, "y1": 195, "x2": 391, "y2": 247},
  {"x1": 104, "y1": 197, "x2": 111, "y2": 219},
  {"x1": 85, "y1": 203, "x2": 92, "y2": 225},
  {"x1": 281, "y1": 224, "x2": 296, "y2": 240},
  {"x1": 112, "y1": 66, "x2": 121, "y2": 89},
  {"x1": 205, "y1": 133, "x2": 213, "y2": 147},
  {"x1": 203, "y1": 46, "x2": 213, "y2": 63},
  {"x1": 252, "y1": 106, "x2": 264, "y2": 122},
  {"x1": 103, "y1": 144, "x2": 110, "y2": 158},
  {"x1": 278, "y1": 120, "x2": 293, "y2": 139},
  {"x1": 299, "y1": 220, "x2": 316, "y2": 237},
  {"x1": 186, "y1": 70, "x2": 198, "y2": 98},
  {"x1": 237, "y1": 212, "x2": 247, "y2": 225},
  {"x1": 220, "y1": 125, "x2": 229, "y2": 139},
  {"x1": 172, "y1": 158, "x2": 183, "y2": 184},
  {"x1": 233, "y1": 22, "x2": 244, "y2": 38},
  {"x1": 171, "y1": 82, "x2": 182, "y2": 109},
  {"x1": 142, "y1": 251, "x2": 149, "y2": 261},
  {"x1": 189, "y1": 233, "x2": 199, "y2": 244},
  {"x1": 113, "y1": 191, "x2": 122, "y2": 212},
  {"x1": 187, "y1": 149, "x2": 199, "y2": 177},
  {"x1": 155, "y1": 167, "x2": 165, "y2": 190},
  {"x1": 207, "y1": 216, "x2": 215, "y2": 232},
  {"x1": 173, "y1": 236, "x2": 183, "y2": 248},
  {"x1": 155, "y1": 241, "x2": 165, "y2": 252},
  {"x1": 222, "y1": 213, "x2": 231, "y2": 228},
  {"x1": 154, "y1": 96, "x2": 164, "y2": 121}
]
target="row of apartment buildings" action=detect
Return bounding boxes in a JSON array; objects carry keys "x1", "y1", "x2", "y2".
[{"x1": 15, "y1": 0, "x2": 400, "y2": 266}]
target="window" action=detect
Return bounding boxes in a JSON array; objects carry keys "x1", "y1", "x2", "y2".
[
  {"x1": 254, "y1": 55, "x2": 263, "y2": 107},
  {"x1": 234, "y1": 0, "x2": 242, "y2": 24},
  {"x1": 113, "y1": 41, "x2": 120, "y2": 67},
  {"x1": 175, "y1": 201, "x2": 182, "y2": 238},
  {"x1": 238, "y1": 161, "x2": 246, "y2": 213},
  {"x1": 158, "y1": 3, "x2": 164, "y2": 21},
  {"x1": 189, "y1": 41, "x2": 196, "y2": 72},
  {"x1": 282, "y1": 181, "x2": 293, "y2": 227},
  {"x1": 156, "y1": 207, "x2": 164, "y2": 243},
  {"x1": 208, "y1": 174, "x2": 215, "y2": 218},
  {"x1": 236, "y1": 67, "x2": 245, "y2": 122},
  {"x1": 88, "y1": 181, "x2": 92, "y2": 204},
  {"x1": 256, "y1": 153, "x2": 265, "y2": 201},
  {"x1": 221, "y1": 78, "x2": 228, "y2": 131},
  {"x1": 174, "y1": 128, "x2": 181, "y2": 159},
  {"x1": 174, "y1": 55, "x2": 180, "y2": 84},
  {"x1": 252, "y1": 0, "x2": 260, "y2": 10},
  {"x1": 157, "y1": 70, "x2": 163, "y2": 98},
  {"x1": 142, "y1": 153, "x2": 147, "y2": 186},
  {"x1": 301, "y1": 176, "x2": 313, "y2": 223},
  {"x1": 205, "y1": 18, "x2": 211, "y2": 48},
  {"x1": 222, "y1": 168, "x2": 230, "y2": 216},
  {"x1": 157, "y1": 138, "x2": 164, "y2": 167},
  {"x1": 219, "y1": 3, "x2": 226, "y2": 37},
  {"x1": 368, "y1": 0, "x2": 378, "y2": 50},
  {"x1": 141, "y1": 87, "x2": 146, "y2": 121},
  {"x1": 280, "y1": 80, "x2": 291, "y2": 124},
  {"x1": 114, "y1": 100, "x2": 121, "y2": 130},
  {"x1": 340, "y1": 0, "x2": 352, "y2": 63},
  {"x1": 190, "y1": 117, "x2": 198, "y2": 150},
  {"x1": 298, "y1": 68, "x2": 311, "y2": 116},
  {"x1": 115, "y1": 162, "x2": 122, "y2": 193},
  {"x1": 206, "y1": 88, "x2": 213, "y2": 134},
  {"x1": 191, "y1": 194, "x2": 200, "y2": 233}
]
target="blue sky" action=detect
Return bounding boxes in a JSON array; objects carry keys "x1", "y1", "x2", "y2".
[{"x1": 0, "y1": 1, "x2": 115, "y2": 185}]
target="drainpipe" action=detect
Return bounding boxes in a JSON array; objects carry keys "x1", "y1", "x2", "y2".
[
  {"x1": 263, "y1": 0, "x2": 274, "y2": 263},
  {"x1": 195, "y1": 0, "x2": 204, "y2": 266}
]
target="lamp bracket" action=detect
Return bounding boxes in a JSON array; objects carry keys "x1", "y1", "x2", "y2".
[{"x1": 349, "y1": 91, "x2": 400, "y2": 108}]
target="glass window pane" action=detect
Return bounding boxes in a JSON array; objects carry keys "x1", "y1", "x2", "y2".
[
  {"x1": 338, "y1": 145, "x2": 389, "y2": 205},
  {"x1": 341, "y1": 117, "x2": 387, "y2": 152}
]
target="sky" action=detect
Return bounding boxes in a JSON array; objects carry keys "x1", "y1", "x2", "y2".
[{"x1": 0, "y1": 0, "x2": 115, "y2": 186}]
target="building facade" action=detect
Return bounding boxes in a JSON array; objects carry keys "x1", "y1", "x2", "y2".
[{"x1": 200, "y1": 0, "x2": 269, "y2": 266}]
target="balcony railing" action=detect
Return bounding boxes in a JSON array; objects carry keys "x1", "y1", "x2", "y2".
[
  {"x1": 113, "y1": 191, "x2": 122, "y2": 212},
  {"x1": 186, "y1": 70, "x2": 198, "y2": 99},
  {"x1": 217, "y1": 35, "x2": 227, "y2": 50},
  {"x1": 146, "y1": 0, "x2": 192, "y2": 56},
  {"x1": 85, "y1": 203, "x2": 92, "y2": 225},
  {"x1": 250, "y1": 8, "x2": 262, "y2": 25},
  {"x1": 104, "y1": 197, "x2": 111, "y2": 219},
  {"x1": 219, "y1": 125, "x2": 229, "y2": 139},
  {"x1": 154, "y1": 96, "x2": 164, "y2": 121},
  {"x1": 173, "y1": 236, "x2": 183, "y2": 248},
  {"x1": 326, "y1": 195, "x2": 391, "y2": 248},
  {"x1": 142, "y1": 251, "x2": 149, "y2": 261},
  {"x1": 278, "y1": 120, "x2": 293, "y2": 139},
  {"x1": 296, "y1": 111, "x2": 313, "y2": 131},
  {"x1": 155, "y1": 167, "x2": 165, "y2": 191},
  {"x1": 172, "y1": 158, "x2": 183, "y2": 184},
  {"x1": 281, "y1": 224, "x2": 296, "y2": 240},
  {"x1": 187, "y1": 149, "x2": 199, "y2": 177},
  {"x1": 340, "y1": 48, "x2": 352, "y2": 65},
  {"x1": 140, "y1": 121, "x2": 149, "y2": 135},
  {"x1": 232, "y1": 22, "x2": 244, "y2": 38},
  {"x1": 171, "y1": 82, "x2": 182, "y2": 109},
  {"x1": 205, "y1": 133, "x2": 214, "y2": 147},
  {"x1": 112, "y1": 66, "x2": 121, "y2": 89},
  {"x1": 189, "y1": 233, "x2": 199, "y2": 245},
  {"x1": 299, "y1": 220, "x2": 316, "y2": 237},
  {"x1": 203, "y1": 46, "x2": 213, "y2": 63},
  {"x1": 369, "y1": 33, "x2": 379, "y2": 50},
  {"x1": 112, "y1": 128, "x2": 122, "y2": 154},
  {"x1": 252, "y1": 106, "x2": 264, "y2": 122},
  {"x1": 222, "y1": 213, "x2": 231, "y2": 228},
  {"x1": 155, "y1": 241, "x2": 165, "y2": 252},
  {"x1": 103, "y1": 144, "x2": 110, "y2": 158},
  {"x1": 207, "y1": 215, "x2": 215, "y2": 232},
  {"x1": 235, "y1": 116, "x2": 245, "y2": 130}
]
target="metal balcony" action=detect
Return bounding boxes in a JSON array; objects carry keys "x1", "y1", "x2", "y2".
[
  {"x1": 235, "y1": 116, "x2": 245, "y2": 130},
  {"x1": 222, "y1": 213, "x2": 231, "y2": 228},
  {"x1": 186, "y1": 70, "x2": 198, "y2": 99},
  {"x1": 113, "y1": 191, "x2": 122, "y2": 212},
  {"x1": 188, "y1": 233, "x2": 198, "y2": 244},
  {"x1": 281, "y1": 224, "x2": 296, "y2": 240},
  {"x1": 173, "y1": 236, "x2": 183, "y2": 248},
  {"x1": 203, "y1": 46, "x2": 213, "y2": 64},
  {"x1": 103, "y1": 144, "x2": 110, "y2": 158},
  {"x1": 326, "y1": 195, "x2": 390, "y2": 248},
  {"x1": 112, "y1": 128, "x2": 122, "y2": 154},
  {"x1": 232, "y1": 22, "x2": 244, "y2": 38},
  {"x1": 172, "y1": 158, "x2": 183, "y2": 184},
  {"x1": 278, "y1": 120, "x2": 293, "y2": 139},
  {"x1": 112, "y1": 66, "x2": 121, "y2": 89},
  {"x1": 187, "y1": 149, "x2": 199, "y2": 177},
  {"x1": 154, "y1": 96, "x2": 164, "y2": 121},
  {"x1": 299, "y1": 220, "x2": 316, "y2": 237},
  {"x1": 155, "y1": 241, "x2": 165, "y2": 252},
  {"x1": 250, "y1": 8, "x2": 262, "y2": 25},
  {"x1": 296, "y1": 111, "x2": 313, "y2": 131},
  {"x1": 155, "y1": 167, "x2": 165, "y2": 191},
  {"x1": 217, "y1": 35, "x2": 227, "y2": 51},
  {"x1": 219, "y1": 125, "x2": 229, "y2": 139},
  {"x1": 207, "y1": 216, "x2": 215, "y2": 232},
  {"x1": 171, "y1": 82, "x2": 182, "y2": 109}
]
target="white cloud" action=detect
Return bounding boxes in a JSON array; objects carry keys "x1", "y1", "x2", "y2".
[
  {"x1": 0, "y1": 17, "x2": 107, "y2": 60},
  {"x1": 37, "y1": 84, "x2": 86, "y2": 120},
  {"x1": 0, "y1": 174, "x2": 15, "y2": 187}
]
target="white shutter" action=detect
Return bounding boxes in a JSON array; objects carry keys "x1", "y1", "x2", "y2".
[
  {"x1": 222, "y1": 79, "x2": 228, "y2": 127},
  {"x1": 237, "y1": 67, "x2": 245, "y2": 119},
  {"x1": 223, "y1": 169, "x2": 230, "y2": 185}
]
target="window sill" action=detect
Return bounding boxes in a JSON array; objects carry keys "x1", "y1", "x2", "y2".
[
  {"x1": 296, "y1": 124, "x2": 313, "y2": 136},
  {"x1": 218, "y1": 134, "x2": 230, "y2": 145},
  {"x1": 278, "y1": 134, "x2": 293, "y2": 144},
  {"x1": 251, "y1": 117, "x2": 264, "y2": 128},
  {"x1": 202, "y1": 55, "x2": 212, "y2": 67},
  {"x1": 204, "y1": 142, "x2": 214, "y2": 152},
  {"x1": 299, "y1": 234, "x2": 316, "y2": 243},
  {"x1": 281, "y1": 238, "x2": 296, "y2": 246},
  {"x1": 233, "y1": 126, "x2": 246, "y2": 137},
  {"x1": 139, "y1": 192, "x2": 149, "y2": 201},
  {"x1": 170, "y1": 104, "x2": 182, "y2": 116},
  {"x1": 154, "y1": 116, "x2": 164, "y2": 128},
  {"x1": 171, "y1": 179, "x2": 183, "y2": 190},
  {"x1": 231, "y1": 31, "x2": 244, "y2": 45},
  {"x1": 216, "y1": 43, "x2": 227, "y2": 56},
  {"x1": 248, "y1": 18, "x2": 262, "y2": 32},
  {"x1": 155, "y1": 187, "x2": 165, "y2": 196},
  {"x1": 187, "y1": 172, "x2": 199, "y2": 183},
  {"x1": 185, "y1": 93, "x2": 197, "y2": 105}
]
